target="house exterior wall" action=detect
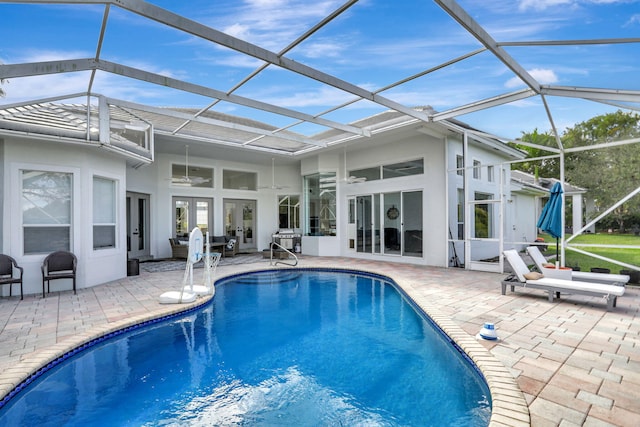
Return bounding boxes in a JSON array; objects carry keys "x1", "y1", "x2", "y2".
[
  {"x1": 127, "y1": 152, "x2": 303, "y2": 260},
  {"x1": 446, "y1": 136, "x2": 520, "y2": 267},
  {"x1": 1, "y1": 123, "x2": 528, "y2": 297},
  {"x1": 300, "y1": 130, "x2": 449, "y2": 266},
  {"x1": 1, "y1": 137, "x2": 127, "y2": 296}
]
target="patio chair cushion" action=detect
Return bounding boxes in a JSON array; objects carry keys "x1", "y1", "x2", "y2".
[
  {"x1": 526, "y1": 246, "x2": 629, "y2": 285},
  {"x1": 524, "y1": 272, "x2": 543, "y2": 280}
]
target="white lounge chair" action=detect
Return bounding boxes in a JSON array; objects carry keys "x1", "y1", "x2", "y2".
[
  {"x1": 502, "y1": 249, "x2": 625, "y2": 311},
  {"x1": 526, "y1": 246, "x2": 629, "y2": 285}
]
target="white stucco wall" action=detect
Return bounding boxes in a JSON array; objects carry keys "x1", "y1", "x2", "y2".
[
  {"x1": 2, "y1": 137, "x2": 127, "y2": 296},
  {"x1": 127, "y1": 153, "x2": 302, "y2": 260},
  {"x1": 308, "y1": 130, "x2": 450, "y2": 267}
]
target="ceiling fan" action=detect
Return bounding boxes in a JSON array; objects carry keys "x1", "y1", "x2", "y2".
[
  {"x1": 258, "y1": 158, "x2": 290, "y2": 190},
  {"x1": 171, "y1": 145, "x2": 211, "y2": 186}
]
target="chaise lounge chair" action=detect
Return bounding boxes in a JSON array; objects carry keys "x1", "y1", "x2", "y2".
[
  {"x1": 525, "y1": 246, "x2": 630, "y2": 285},
  {"x1": 502, "y1": 249, "x2": 625, "y2": 311}
]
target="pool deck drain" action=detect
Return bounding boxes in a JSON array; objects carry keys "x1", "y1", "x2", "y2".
[{"x1": 1, "y1": 256, "x2": 638, "y2": 426}]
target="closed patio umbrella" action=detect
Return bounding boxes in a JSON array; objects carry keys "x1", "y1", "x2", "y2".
[{"x1": 536, "y1": 182, "x2": 564, "y2": 260}]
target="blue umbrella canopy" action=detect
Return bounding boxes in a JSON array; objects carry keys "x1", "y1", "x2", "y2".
[{"x1": 537, "y1": 182, "x2": 564, "y2": 239}]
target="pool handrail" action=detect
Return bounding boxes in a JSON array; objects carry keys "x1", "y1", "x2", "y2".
[{"x1": 269, "y1": 241, "x2": 298, "y2": 267}]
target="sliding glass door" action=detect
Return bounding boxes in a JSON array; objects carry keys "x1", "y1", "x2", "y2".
[
  {"x1": 356, "y1": 191, "x2": 422, "y2": 257},
  {"x1": 401, "y1": 191, "x2": 423, "y2": 257}
]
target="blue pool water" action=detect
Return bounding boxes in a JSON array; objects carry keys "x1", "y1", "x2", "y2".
[{"x1": 0, "y1": 269, "x2": 491, "y2": 426}]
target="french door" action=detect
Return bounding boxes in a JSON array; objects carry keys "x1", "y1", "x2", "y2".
[
  {"x1": 224, "y1": 199, "x2": 257, "y2": 252},
  {"x1": 173, "y1": 196, "x2": 213, "y2": 239}
]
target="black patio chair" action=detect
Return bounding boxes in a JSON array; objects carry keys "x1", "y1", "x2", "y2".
[
  {"x1": 0, "y1": 254, "x2": 24, "y2": 300},
  {"x1": 42, "y1": 251, "x2": 77, "y2": 297}
]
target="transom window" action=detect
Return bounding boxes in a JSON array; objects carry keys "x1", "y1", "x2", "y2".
[
  {"x1": 171, "y1": 164, "x2": 213, "y2": 188},
  {"x1": 349, "y1": 158, "x2": 424, "y2": 182},
  {"x1": 223, "y1": 169, "x2": 256, "y2": 191}
]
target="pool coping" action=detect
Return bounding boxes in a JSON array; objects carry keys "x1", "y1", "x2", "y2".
[{"x1": 0, "y1": 265, "x2": 530, "y2": 426}]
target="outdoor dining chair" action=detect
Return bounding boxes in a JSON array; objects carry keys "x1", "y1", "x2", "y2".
[
  {"x1": 0, "y1": 254, "x2": 24, "y2": 300},
  {"x1": 41, "y1": 251, "x2": 77, "y2": 297}
]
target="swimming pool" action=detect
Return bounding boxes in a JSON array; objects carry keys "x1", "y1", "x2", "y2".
[{"x1": 0, "y1": 269, "x2": 491, "y2": 426}]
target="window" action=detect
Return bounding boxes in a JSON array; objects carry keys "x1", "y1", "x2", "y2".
[
  {"x1": 223, "y1": 169, "x2": 256, "y2": 190},
  {"x1": 457, "y1": 188, "x2": 464, "y2": 240},
  {"x1": 382, "y1": 159, "x2": 424, "y2": 179},
  {"x1": 473, "y1": 160, "x2": 481, "y2": 180},
  {"x1": 304, "y1": 173, "x2": 336, "y2": 236},
  {"x1": 278, "y1": 195, "x2": 300, "y2": 229},
  {"x1": 22, "y1": 170, "x2": 72, "y2": 254},
  {"x1": 93, "y1": 177, "x2": 116, "y2": 250},
  {"x1": 172, "y1": 164, "x2": 213, "y2": 188},
  {"x1": 349, "y1": 166, "x2": 380, "y2": 182},
  {"x1": 456, "y1": 155, "x2": 464, "y2": 176},
  {"x1": 487, "y1": 165, "x2": 494, "y2": 182}
]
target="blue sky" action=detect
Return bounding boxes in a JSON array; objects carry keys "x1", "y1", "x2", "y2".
[{"x1": 1, "y1": 0, "x2": 639, "y2": 139}]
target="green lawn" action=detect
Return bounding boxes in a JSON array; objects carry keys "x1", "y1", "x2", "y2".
[{"x1": 538, "y1": 232, "x2": 640, "y2": 273}]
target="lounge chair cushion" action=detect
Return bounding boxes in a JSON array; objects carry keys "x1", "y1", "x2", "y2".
[
  {"x1": 526, "y1": 277, "x2": 625, "y2": 297},
  {"x1": 524, "y1": 272, "x2": 544, "y2": 280},
  {"x1": 526, "y1": 246, "x2": 629, "y2": 284}
]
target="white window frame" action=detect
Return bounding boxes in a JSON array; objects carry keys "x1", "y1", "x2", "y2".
[
  {"x1": 487, "y1": 165, "x2": 494, "y2": 182},
  {"x1": 456, "y1": 155, "x2": 464, "y2": 176},
  {"x1": 93, "y1": 176, "x2": 117, "y2": 250},
  {"x1": 473, "y1": 160, "x2": 481, "y2": 180},
  {"x1": 20, "y1": 169, "x2": 74, "y2": 255}
]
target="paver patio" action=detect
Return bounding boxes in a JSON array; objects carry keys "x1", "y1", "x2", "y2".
[{"x1": 0, "y1": 256, "x2": 638, "y2": 426}]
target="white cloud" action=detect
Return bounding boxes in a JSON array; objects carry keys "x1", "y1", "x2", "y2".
[
  {"x1": 505, "y1": 68, "x2": 559, "y2": 88},
  {"x1": 250, "y1": 85, "x2": 354, "y2": 108},
  {"x1": 215, "y1": 0, "x2": 345, "y2": 51},
  {"x1": 518, "y1": 0, "x2": 639, "y2": 11},
  {"x1": 518, "y1": 0, "x2": 575, "y2": 11},
  {"x1": 625, "y1": 14, "x2": 640, "y2": 26}
]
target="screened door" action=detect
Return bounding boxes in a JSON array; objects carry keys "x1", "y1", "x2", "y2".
[{"x1": 467, "y1": 192, "x2": 502, "y2": 272}]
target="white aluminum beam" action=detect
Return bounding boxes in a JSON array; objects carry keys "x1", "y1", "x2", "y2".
[
  {"x1": 171, "y1": 0, "x2": 360, "y2": 141},
  {"x1": 0, "y1": 59, "x2": 366, "y2": 140},
  {"x1": 106, "y1": 0, "x2": 431, "y2": 124},
  {"x1": 541, "y1": 86, "x2": 640, "y2": 103},
  {"x1": 435, "y1": 0, "x2": 541, "y2": 92},
  {"x1": 104, "y1": 97, "x2": 322, "y2": 147},
  {"x1": 498, "y1": 38, "x2": 640, "y2": 46},
  {"x1": 6, "y1": 0, "x2": 429, "y2": 123},
  {"x1": 432, "y1": 88, "x2": 536, "y2": 121}
]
